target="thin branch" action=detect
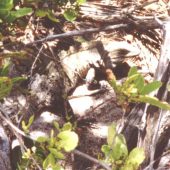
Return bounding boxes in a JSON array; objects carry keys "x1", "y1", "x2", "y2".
[
  {"x1": 0, "y1": 107, "x2": 42, "y2": 170},
  {"x1": 73, "y1": 149, "x2": 112, "y2": 170},
  {"x1": 0, "y1": 107, "x2": 110, "y2": 170},
  {"x1": 30, "y1": 44, "x2": 44, "y2": 77},
  {"x1": 27, "y1": 24, "x2": 127, "y2": 45},
  {"x1": 0, "y1": 108, "x2": 29, "y2": 138}
]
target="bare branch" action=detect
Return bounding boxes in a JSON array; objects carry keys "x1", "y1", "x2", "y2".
[
  {"x1": 27, "y1": 24, "x2": 127, "y2": 45},
  {"x1": 74, "y1": 149, "x2": 112, "y2": 170}
]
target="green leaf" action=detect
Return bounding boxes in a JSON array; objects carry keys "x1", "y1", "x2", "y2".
[
  {"x1": 109, "y1": 77, "x2": 119, "y2": 93},
  {"x1": 36, "y1": 9, "x2": 58, "y2": 22},
  {"x1": 77, "y1": 0, "x2": 86, "y2": 5},
  {"x1": 21, "y1": 121, "x2": 27, "y2": 133},
  {"x1": 133, "y1": 74, "x2": 144, "y2": 91},
  {"x1": 28, "y1": 115, "x2": 34, "y2": 127},
  {"x1": 50, "y1": 129, "x2": 54, "y2": 138},
  {"x1": 7, "y1": 7, "x2": 32, "y2": 22},
  {"x1": 48, "y1": 148, "x2": 65, "y2": 159},
  {"x1": 121, "y1": 74, "x2": 141, "y2": 97},
  {"x1": 49, "y1": 130, "x2": 56, "y2": 147},
  {"x1": 137, "y1": 95, "x2": 170, "y2": 110},
  {"x1": 0, "y1": 9, "x2": 10, "y2": 20},
  {"x1": 0, "y1": 77, "x2": 13, "y2": 99},
  {"x1": 58, "y1": 131, "x2": 78, "y2": 152},
  {"x1": 101, "y1": 144, "x2": 110, "y2": 156},
  {"x1": 140, "y1": 81, "x2": 162, "y2": 95},
  {"x1": 101, "y1": 145, "x2": 115, "y2": 163},
  {"x1": 35, "y1": 9, "x2": 47, "y2": 17},
  {"x1": 124, "y1": 74, "x2": 141, "y2": 86},
  {"x1": 63, "y1": 8, "x2": 77, "y2": 22},
  {"x1": 111, "y1": 134, "x2": 128, "y2": 161},
  {"x1": 107, "y1": 123, "x2": 116, "y2": 146},
  {"x1": 11, "y1": 77, "x2": 26, "y2": 84},
  {"x1": 103, "y1": 129, "x2": 128, "y2": 162},
  {"x1": 53, "y1": 121, "x2": 60, "y2": 131},
  {"x1": 12, "y1": 8, "x2": 32, "y2": 18},
  {"x1": 21, "y1": 115, "x2": 34, "y2": 133},
  {"x1": 47, "y1": 11, "x2": 59, "y2": 22},
  {"x1": 0, "y1": 64, "x2": 10, "y2": 76},
  {"x1": 0, "y1": 65, "x2": 10, "y2": 76},
  {"x1": 62, "y1": 122, "x2": 72, "y2": 131},
  {"x1": 36, "y1": 136, "x2": 49, "y2": 143},
  {"x1": 43, "y1": 153, "x2": 55, "y2": 169},
  {"x1": 0, "y1": 0, "x2": 13, "y2": 10},
  {"x1": 128, "y1": 66, "x2": 138, "y2": 77},
  {"x1": 124, "y1": 148, "x2": 145, "y2": 170}
]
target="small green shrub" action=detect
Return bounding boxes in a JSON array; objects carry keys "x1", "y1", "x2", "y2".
[
  {"x1": 18, "y1": 122, "x2": 78, "y2": 169},
  {"x1": 0, "y1": 0, "x2": 32, "y2": 23},
  {"x1": 26, "y1": 0, "x2": 86, "y2": 22},
  {"x1": 22, "y1": 115, "x2": 35, "y2": 134},
  {"x1": 101, "y1": 123, "x2": 145, "y2": 170},
  {"x1": 0, "y1": 76, "x2": 26, "y2": 99},
  {"x1": 0, "y1": 0, "x2": 86, "y2": 25},
  {"x1": 109, "y1": 66, "x2": 170, "y2": 110}
]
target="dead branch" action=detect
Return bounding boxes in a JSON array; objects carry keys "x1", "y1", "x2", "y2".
[
  {"x1": 27, "y1": 24, "x2": 127, "y2": 45},
  {"x1": 73, "y1": 149, "x2": 112, "y2": 170}
]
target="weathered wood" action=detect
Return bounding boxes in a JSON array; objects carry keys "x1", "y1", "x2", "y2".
[
  {"x1": 121, "y1": 18, "x2": 170, "y2": 170},
  {"x1": 0, "y1": 125, "x2": 11, "y2": 170},
  {"x1": 141, "y1": 19, "x2": 170, "y2": 169}
]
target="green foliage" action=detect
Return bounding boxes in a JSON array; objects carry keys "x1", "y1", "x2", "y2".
[
  {"x1": 18, "y1": 122, "x2": 78, "y2": 169},
  {"x1": 0, "y1": 51, "x2": 25, "y2": 97},
  {"x1": 0, "y1": 60, "x2": 10, "y2": 76},
  {"x1": 34, "y1": 0, "x2": 86, "y2": 21},
  {"x1": 0, "y1": 0, "x2": 32, "y2": 23},
  {"x1": 137, "y1": 95, "x2": 170, "y2": 110},
  {"x1": 107, "y1": 123, "x2": 116, "y2": 145},
  {"x1": 101, "y1": 123, "x2": 145, "y2": 170},
  {"x1": 63, "y1": 8, "x2": 77, "y2": 22},
  {"x1": 0, "y1": 0, "x2": 86, "y2": 24},
  {"x1": 109, "y1": 66, "x2": 170, "y2": 110},
  {"x1": 35, "y1": 9, "x2": 59, "y2": 22},
  {"x1": 0, "y1": 76, "x2": 26, "y2": 99},
  {"x1": 0, "y1": 51, "x2": 28, "y2": 99},
  {"x1": 42, "y1": 152, "x2": 65, "y2": 170},
  {"x1": 27, "y1": 0, "x2": 86, "y2": 22},
  {"x1": 102, "y1": 123, "x2": 128, "y2": 164},
  {"x1": 0, "y1": 77, "x2": 13, "y2": 99},
  {"x1": 22, "y1": 115, "x2": 34, "y2": 133},
  {"x1": 140, "y1": 81, "x2": 161, "y2": 95},
  {"x1": 58, "y1": 130, "x2": 78, "y2": 152},
  {"x1": 122, "y1": 148, "x2": 145, "y2": 170},
  {"x1": 77, "y1": 0, "x2": 86, "y2": 5}
]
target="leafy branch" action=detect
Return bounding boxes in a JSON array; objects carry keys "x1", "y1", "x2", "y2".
[
  {"x1": 19, "y1": 122, "x2": 78, "y2": 170},
  {"x1": 102, "y1": 123, "x2": 145, "y2": 170},
  {"x1": 108, "y1": 66, "x2": 170, "y2": 110}
]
